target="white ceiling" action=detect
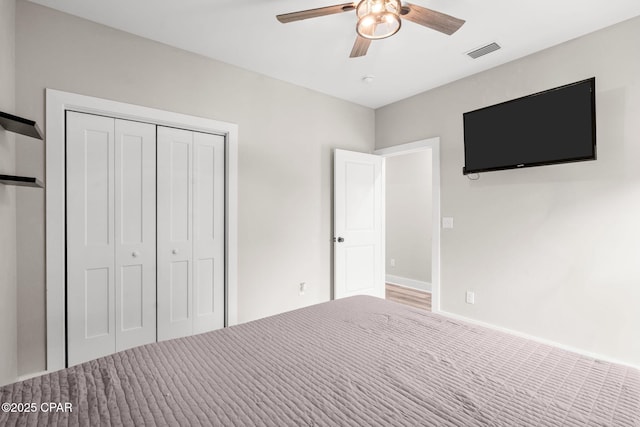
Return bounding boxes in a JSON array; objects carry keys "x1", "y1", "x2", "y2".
[{"x1": 26, "y1": 0, "x2": 640, "y2": 108}]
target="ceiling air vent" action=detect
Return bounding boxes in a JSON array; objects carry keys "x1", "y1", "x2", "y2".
[{"x1": 467, "y1": 42, "x2": 501, "y2": 59}]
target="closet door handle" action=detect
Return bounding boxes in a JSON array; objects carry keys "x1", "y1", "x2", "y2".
[
  {"x1": 132, "y1": 251, "x2": 140, "y2": 258},
  {"x1": 172, "y1": 249, "x2": 178, "y2": 255}
]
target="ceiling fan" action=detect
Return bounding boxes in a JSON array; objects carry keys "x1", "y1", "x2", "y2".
[{"x1": 276, "y1": 0, "x2": 465, "y2": 58}]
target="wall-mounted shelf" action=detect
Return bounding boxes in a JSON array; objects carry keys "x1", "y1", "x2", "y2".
[
  {"x1": 0, "y1": 174, "x2": 44, "y2": 188},
  {"x1": 0, "y1": 111, "x2": 43, "y2": 140},
  {"x1": 0, "y1": 111, "x2": 45, "y2": 188}
]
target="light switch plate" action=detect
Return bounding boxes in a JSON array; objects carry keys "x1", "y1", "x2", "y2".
[{"x1": 442, "y1": 217, "x2": 454, "y2": 229}]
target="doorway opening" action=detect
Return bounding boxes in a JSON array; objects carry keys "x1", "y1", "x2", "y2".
[{"x1": 375, "y1": 137, "x2": 441, "y2": 312}]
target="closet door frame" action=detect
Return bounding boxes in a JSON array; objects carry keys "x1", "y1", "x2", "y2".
[{"x1": 45, "y1": 89, "x2": 238, "y2": 373}]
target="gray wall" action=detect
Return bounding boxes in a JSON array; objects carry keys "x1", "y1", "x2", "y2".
[
  {"x1": 14, "y1": 0, "x2": 374, "y2": 377},
  {"x1": 0, "y1": 0, "x2": 17, "y2": 386},
  {"x1": 385, "y1": 151, "x2": 432, "y2": 286},
  {"x1": 376, "y1": 16, "x2": 640, "y2": 366}
]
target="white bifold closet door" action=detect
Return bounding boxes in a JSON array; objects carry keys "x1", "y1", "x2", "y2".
[
  {"x1": 157, "y1": 126, "x2": 225, "y2": 341},
  {"x1": 66, "y1": 112, "x2": 156, "y2": 366}
]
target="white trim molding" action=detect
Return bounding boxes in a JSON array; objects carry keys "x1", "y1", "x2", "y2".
[
  {"x1": 45, "y1": 89, "x2": 238, "y2": 373},
  {"x1": 438, "y1": 310, "x2": 640, "y2": 371},
  {"x1": 17, "y1": 370, "x2": 48, "y2": 383},
  {"x1": 374, "y1": 137, "x2": 441, "y2": 311}
]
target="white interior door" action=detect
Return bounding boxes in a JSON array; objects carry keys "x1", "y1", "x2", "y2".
[
  {"x1": 192, "y1": 132, "x2": 225, "y2": 334},
  {"x1": 66, "y1": 112, "x2": 157, "y2": 366},
  {"x1": 157, "y1": 127, "x2": 225, "y2": 340},
  {"x1": 157, "y1": 127, "x2": 194, "y2": 341},
  {"x1": 66, "y1": 112, "x2": 116, "y2": 366},
  {"x1": 333, "y1": 149, "x2": 385, "y2": 299},
  {"x1": 114, "y1": 119, "x2": 157, "y2": 352}
]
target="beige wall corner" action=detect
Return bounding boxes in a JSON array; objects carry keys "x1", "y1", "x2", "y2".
[{"x1": 0, "y1": 0, "x2": 18, "y2": 387}]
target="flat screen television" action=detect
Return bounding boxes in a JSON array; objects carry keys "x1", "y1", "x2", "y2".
[{"x1": 462, "y1": 77, "x2": 596, "y2": 175}]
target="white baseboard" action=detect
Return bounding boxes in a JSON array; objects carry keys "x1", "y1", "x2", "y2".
[
  {"x1": 17, "y1": 370, "x2": 49, "y2": 382},
  {"x1": 435, "y1": 309, "x2": 640, "y2": 371},
  {"x1": 386, "y1": 275, "x2": 431, "y2": 292}
]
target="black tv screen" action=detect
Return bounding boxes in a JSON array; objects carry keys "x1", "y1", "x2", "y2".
[{"x1": 462, "y1": 77, "x2": 596, "y2": 175}]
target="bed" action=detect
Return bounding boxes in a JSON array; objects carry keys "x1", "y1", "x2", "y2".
[{"x1": 2, "y1": 296, "x2": 639, "y2": 426}]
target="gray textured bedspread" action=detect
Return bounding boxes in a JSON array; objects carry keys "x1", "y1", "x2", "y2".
[{"x1": 2, "y1": 296, "x2": 639, "y2": 426}]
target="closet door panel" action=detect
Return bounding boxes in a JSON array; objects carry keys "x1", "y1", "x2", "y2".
[
  {"x1": 170, "y1": 141, "x2": 191, "y2": 242},
  {"x1": 114, "y1": 119, "x2": 157, "y2": 352},
  {"x1": 66, "y1": 112, "x2": 116, "y2": 366},
  {"x1": 157, "y1": 127, "x2": 194, "y2": 341},
  {"x1": 84, "y1": 268, "x2": 111, "y2": 338},
  {"x1": 120, "y1": 265, "x2": 143, "y2": 330},
  {"x1": 193, "y1": 133, "x2": 225, "y2": 333}
]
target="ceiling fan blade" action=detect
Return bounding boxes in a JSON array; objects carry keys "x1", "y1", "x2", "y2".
[
  {"x1": 277, "y1": 3, "x2": 355, "y2": 23},
  {"x1": 400, "y1": 3, "x2": 465, "y2": 35},
  {"x1": 350, "y1": 35, "x2": 371, "y2": 58}
]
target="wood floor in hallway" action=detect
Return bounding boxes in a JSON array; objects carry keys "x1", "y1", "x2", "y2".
[{"x1": 385, "y1": 283, "x2": 432, "y2": 311}]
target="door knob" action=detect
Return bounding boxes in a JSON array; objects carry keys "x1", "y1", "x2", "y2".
[
  {"x1": 172, "y1": 249, "x2": 178, "y2": 255},
  {"x1": 335, "y1": 237, "x2": 344, "y2": 243},
  {"x1": 132, "y1": 251, "x2": 140, "y2": 258}
]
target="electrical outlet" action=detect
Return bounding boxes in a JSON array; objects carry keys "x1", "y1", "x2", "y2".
[
  {"x1": 390, "y1": 258, "x2": 395, "y2": 267},
  {"x1": 299, "y1": 282, "x2": 306, "y2": 296},
  {"x1": 465, "y1": 291, "x2": 475, "y2": 304}
]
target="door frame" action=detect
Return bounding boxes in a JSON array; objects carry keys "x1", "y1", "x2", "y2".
[
  {"x1": 374, "y1": 137, "x2": 441, "y2": 312},
  {"x1": 45, "y1": 89, "x2": 238, "y2": 372}
]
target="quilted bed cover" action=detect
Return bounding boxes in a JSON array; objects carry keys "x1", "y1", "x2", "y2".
[{"x1": 1, "y1": 296, "x2": 639, "y2": 426}]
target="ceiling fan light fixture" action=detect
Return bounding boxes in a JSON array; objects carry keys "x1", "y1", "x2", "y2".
[
  {"x1": 360, "y1": 15, "x2": 376, "y2": 28},
  {"x1": 356, "y1": 0, "x2": 401, "y2": 40}
]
